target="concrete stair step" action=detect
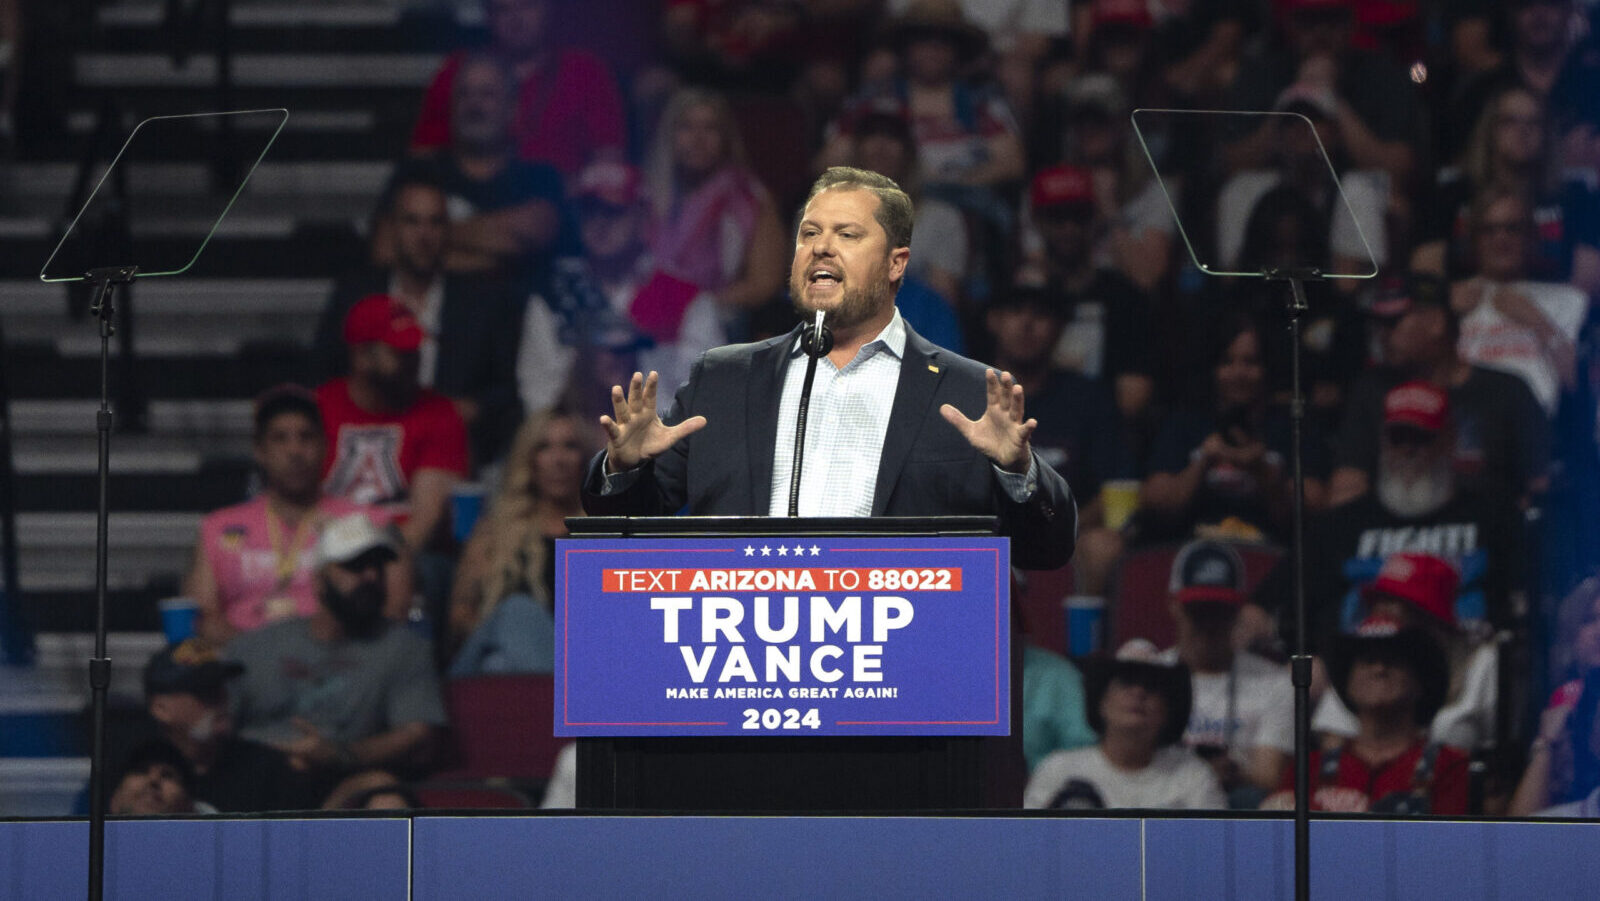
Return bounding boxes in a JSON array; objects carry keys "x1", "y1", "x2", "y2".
[
  {"x1": 15, "y1": 512, "x2": 201, "y2": 592},
  {"x1": 88, "y1": 4, "x2": 475, "y2": 54},
  {"x1": 0, "y1": 277, "x2": 329, "y2": 349},
  {"x1": 0, "y1": 159, "x2": 392, "y2": 199},
  {"x1": 0, "y1": 279, "x2": 329, "y2": 315},
  {"x1": 74, "y1": 52, "x2": 442, "y2": 89},
  {"x1": 17, "y1": 511, "x2": 202, "y2": 549},
  {"x1": 102, "y1": 3, "x2": 419, "y2": 28},
  {"x1": 2, "y1": 343, "x2": 310, "y2": 399},
  {"x1": 1, "y1": 633, "x2": 164, "y2": 712},
  {"x1": 10, "y1": 399, "x2": 255, "y2": 438},
  {"x1": 16, "y1": 586, "x2": 168, "y2": 633},
  {"x1": 15, "y1": 467, "x2": 252, "y2": 513},
  {"x1": 0, "y1": 757, "x2": 92, "y2": 816},
  {"x1": 0, "y1": 223, "x2": 365, "y2": 279}
]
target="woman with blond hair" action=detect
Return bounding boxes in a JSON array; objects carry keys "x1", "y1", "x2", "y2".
[
  {"x1": 643, "y1": 87, "x2": 786, "y2": 318},
  {"x1": 447, "y1": 408, "x2": 593, "y2": 675},
  {"x1": 1414, "y1": 83, "x2": 1600, "y2": 294}
]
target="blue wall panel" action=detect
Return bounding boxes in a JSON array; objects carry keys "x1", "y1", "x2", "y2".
[
  {"x1": 1, "y1": 821, "x2": 83, "y2": 901},
  {"x1": 1145, "y1": 817, "x2": 1292, "y2": 901},
  {"x1": 413, "y1": 816, "x2": 1143, "y2": 901},
  {"x1": 1, "y1": 818, "x2": 409, "y2": 901},
  {"x1": 8, "y1": 812, "x2": 1600, "y2": 900},
  {"x1": 1145, "y1": 817, "x2": 1600, "y2": 901}
]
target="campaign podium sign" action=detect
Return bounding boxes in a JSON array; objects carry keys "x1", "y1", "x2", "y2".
[
  {"x1": 561, "y1": 516, "x2": 1015, "y2": 810},
  {"x1": 554, "y1": 535, "x2": 1010, "y2": 738}
]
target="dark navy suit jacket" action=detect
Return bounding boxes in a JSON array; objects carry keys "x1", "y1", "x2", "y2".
[{"x1": 582, "y1": 322, "x2": 1077, "y2": 570}]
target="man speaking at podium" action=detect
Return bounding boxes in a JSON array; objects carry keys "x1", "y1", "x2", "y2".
[{"x1": 582, "y1": 167, "x2": 1076, "y2": 571}]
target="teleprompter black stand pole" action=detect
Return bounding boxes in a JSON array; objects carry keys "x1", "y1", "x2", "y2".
[
  {"x1": 1266, "y1": 267, "x2": 1318, "y2": 901},
  {"x1": 83, "y1": 264, "x2": 137, "y2": 901},
  {"x1": 0, "y1": 316, "x2": 33, "y2": 666}
]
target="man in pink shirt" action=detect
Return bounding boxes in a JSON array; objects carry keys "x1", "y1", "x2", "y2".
[{"x1": 185, "y1": 387, "x2": 410, "y2": 644}]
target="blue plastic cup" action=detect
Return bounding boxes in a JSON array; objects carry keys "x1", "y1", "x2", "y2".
[
  {"x1": 158, "y1": 597, "x2": 200, "y2": 645},
  {"x1": 1066, "y1": 596, "x2": 1104, "y2": 658},
  {"x1": 450, "y1": 482, "x2": 485, "y2": 544}
]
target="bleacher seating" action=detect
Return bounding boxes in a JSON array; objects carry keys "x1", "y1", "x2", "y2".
[
  {"x1": 1016, "y1": 563, "x2": 1074, "y2": 657},
  {"x1": 0, "y1": 0, "x2": 443, "y2": 814},
  {"x1": 418, "y1": 674, "x2": 565, "y2": 809}
]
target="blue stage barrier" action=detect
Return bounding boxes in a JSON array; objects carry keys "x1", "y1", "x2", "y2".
[
  {"x1": 413, "y1": 816, "x2": 1142, "y2": 901},
  {"x1": 5, "y1": 815, "x2": 1600, "y2": 900},
  {"x1": 1144, "y1": 818, "x2": 1600, "y2": 901},
  {"x1": 0, "y1": 818, "x2": 410, "y2": 901}
]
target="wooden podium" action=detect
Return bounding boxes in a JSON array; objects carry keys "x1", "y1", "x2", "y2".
[{"x1": 561, "y1": 516, "x2": 1021, "y2": 811}]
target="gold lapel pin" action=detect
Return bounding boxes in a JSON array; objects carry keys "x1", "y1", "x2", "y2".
[{"x1": 927, "y1": 364, "x2": 940, "y2": 373}]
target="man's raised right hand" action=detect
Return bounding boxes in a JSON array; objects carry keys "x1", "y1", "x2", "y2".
[{"x1": 600, "y1": 371, "x2": 708, "y2": 473}]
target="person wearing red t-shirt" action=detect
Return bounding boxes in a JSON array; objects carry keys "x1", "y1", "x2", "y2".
[
  {"x1": 316, "y1": 294, "x2": 470, "y2": 556},
  {"x1": 410, "y1": 0, "x2": 625, "y2": 178},
  {"x1": 1262, "y1": 614, "x2": 1469, "y2": 815}
]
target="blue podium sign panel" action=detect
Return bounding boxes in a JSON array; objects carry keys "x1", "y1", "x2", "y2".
[{"x1": 555, "y1": 536, "x2": 1010, "y2": 737}]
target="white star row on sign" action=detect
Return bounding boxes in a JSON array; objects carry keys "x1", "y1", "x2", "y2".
[{"x1": 743, "y1": 545, "x2": 822, "y2": 556}]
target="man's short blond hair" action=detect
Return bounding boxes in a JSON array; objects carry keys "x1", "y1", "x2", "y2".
[{"x1": 803, "y1": 167, "x2": 915, "y2": 250}]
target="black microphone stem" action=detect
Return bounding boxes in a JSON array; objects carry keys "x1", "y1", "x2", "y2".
[
  {"x1": 788, "y1": 353, "x2": 821, "y2": 517},
  {"x1": 788, "y1": 312, "x2": 831, "y2": 516}
]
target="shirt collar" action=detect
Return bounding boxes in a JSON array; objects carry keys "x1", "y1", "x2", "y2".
[
  {"x1": 789, "y1": 307, "x2": 906, "y2": 362},
  {"x1": 387, "y1": 272, "x2": 445, "y2": 332}
]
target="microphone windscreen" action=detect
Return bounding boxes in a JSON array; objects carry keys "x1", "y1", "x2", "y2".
[{"x1": 801, "y1": 322, "x2": 834, "y2": 357}]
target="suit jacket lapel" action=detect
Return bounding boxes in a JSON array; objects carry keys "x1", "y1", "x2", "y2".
[
  {"x1": 872, "y1": 324, "x2": 945, "y2": 515},
  {"x1": 747, "y1": 328, "x2": 801, "y2": 514}
]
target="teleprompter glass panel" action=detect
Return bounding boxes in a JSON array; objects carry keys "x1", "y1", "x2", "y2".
[{"x1": 40, "y1": 109, "x2": 288, "y2": 283}]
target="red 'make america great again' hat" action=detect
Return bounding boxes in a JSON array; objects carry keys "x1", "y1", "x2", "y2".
[
  {"x1": 342, "y1": 294, "x2": 424, "y2": 352},
  {"x1": 1383, "y1": 381, "x2": 1449, "y2": 433}
]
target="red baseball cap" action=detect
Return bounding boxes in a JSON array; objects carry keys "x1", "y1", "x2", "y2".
[
  {"x1": 1361, "y1": 552, "x2": 1459, "y2": 628},
  {"x1": 1383, "y1": 381, "x2": 1449, "y2": 433},
  {"x1": 1092, "y1": 0, "x2": 1153, "y2": 29},
  {"x1": 342, "y1": 294, "x2": 424, "y2": 352},
  {"x1": 1280, "y1": 0, "x2": 1353, "y2": 12},
  {"x1": 1030, "y1": 164, "x2": 1095, "y2": 211},
  {"x1": 573, "y1": 161, "x2": 641, "y2": 208}
]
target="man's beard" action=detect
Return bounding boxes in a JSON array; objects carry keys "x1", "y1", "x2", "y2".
[
  {"x1": 320, "y1": 577, "x2": 387, "y2": 637},
  {"x1": 1377, "y1": 453, "x2": 1455, "y2": 518},
  {"x1": 372, "y1": 370, "x2": 418, "y2": 410},
  {"x1": 790, "y1": 271, "x2": 894, "y2": 334}
]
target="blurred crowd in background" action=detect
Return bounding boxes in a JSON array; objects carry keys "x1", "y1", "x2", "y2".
[{"x1": 25, "y1": 0, "x2": 1600, "y2": 819}]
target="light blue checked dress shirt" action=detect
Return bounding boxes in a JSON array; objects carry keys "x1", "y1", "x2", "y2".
[
  {"x1": 769, "y1": 310, "x2": 908, "y2": 516},
  {"x1": 770, "y1": 309, "x2": 1034, "y2": 514}
]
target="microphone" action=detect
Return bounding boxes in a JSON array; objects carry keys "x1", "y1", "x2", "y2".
[
  {"x1": 788, "y1": 311, "x2": 829, "y2": 516},
  {"x1": 799, "y1": 309, "x2": 833, "y2": 357}
]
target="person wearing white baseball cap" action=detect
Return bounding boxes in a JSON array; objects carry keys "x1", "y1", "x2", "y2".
[{"x1": 225, "y1": 513, "x2": 447, "y2": 798}]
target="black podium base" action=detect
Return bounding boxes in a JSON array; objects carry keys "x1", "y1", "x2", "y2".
[{"x1": 576, "y1": 735, "x2": 987, "y2": 810}]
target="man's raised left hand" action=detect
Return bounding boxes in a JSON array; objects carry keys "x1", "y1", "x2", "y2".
[{"x1": 940, "y1": 369, "x2": 1036, "y2": 473}]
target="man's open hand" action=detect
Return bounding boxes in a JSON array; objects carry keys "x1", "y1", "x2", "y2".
[
  {"x1": 278, "y1": 717, "x2": 338, "y2": 772},
  {"x1": 939, "y1": 369, "x2": 1035, "y2": 473},
  {"x1": 600, "y1": 371, "x2": 708, "y2": 472}
]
